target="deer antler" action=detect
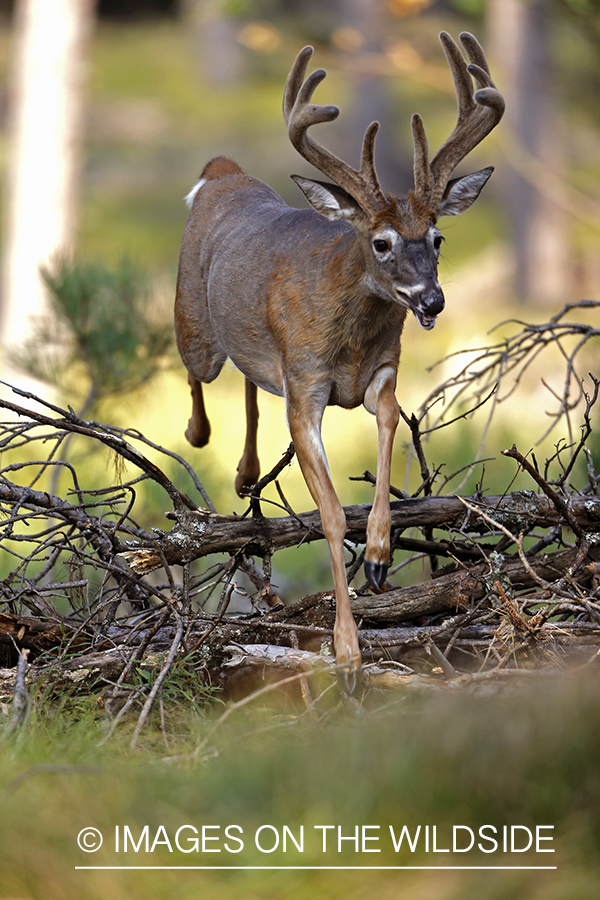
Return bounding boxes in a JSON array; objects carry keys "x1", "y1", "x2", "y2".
[
  {"x1": 413, "y1": 32, "x2": 505, "y2": 207},
  {"x1": 283, "y1": 46, "x2": 387, "y2": 213}
]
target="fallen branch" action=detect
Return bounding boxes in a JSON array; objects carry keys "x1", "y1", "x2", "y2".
[
  {"x1": 352, "y1": 545, "x2": 600, "y2": 623},
  {"x1": 0, "y1": 389, "x2": 199, "y2": 512},
  {"x1": 118, "y1": 493, "x2": 600, "y2": 573}
]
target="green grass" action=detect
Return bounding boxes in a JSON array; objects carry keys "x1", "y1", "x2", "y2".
[{"x1": 0, "y1": 671, "x2": 599, "y2": 898}]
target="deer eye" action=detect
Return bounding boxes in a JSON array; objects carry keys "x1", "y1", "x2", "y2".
[
  {"x1": 373, "y1": 239, "x2": 390, "y2": 254},
  {"x1": 433, "y1": 233, "x2": 444, "y2": 251}
]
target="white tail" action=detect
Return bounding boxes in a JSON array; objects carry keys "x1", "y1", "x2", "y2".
[{"x1": 174, "y1": 33, "x2": 504, "y2": 692}]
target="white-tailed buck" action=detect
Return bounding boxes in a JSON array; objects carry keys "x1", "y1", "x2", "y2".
[{"x1": 175, "y1": 32, "x2": 504, "y2": 692}]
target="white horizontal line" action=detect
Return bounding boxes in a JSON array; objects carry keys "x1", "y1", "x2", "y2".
[{"x1": 75, "y1": 866, "x2": 558, "y2": 871}]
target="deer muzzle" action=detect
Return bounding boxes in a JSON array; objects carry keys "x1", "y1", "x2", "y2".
[{"x1": 414, "y1": 288, "x2": 445, "y2": 330}]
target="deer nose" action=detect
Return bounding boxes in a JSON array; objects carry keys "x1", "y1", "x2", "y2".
[
  {"x1": 421, "y1": 289, "x2": 445, "y2": 317},
  {"x1": 413, "y1": 287, "x2": 445, "y2": 330}
]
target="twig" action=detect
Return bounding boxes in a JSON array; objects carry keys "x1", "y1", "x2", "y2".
[
  {"x1": 494, "y1": 581, "x2": 538, "y2": 639},
  {"x1": 349, "y1": 470, "x2": 410, "y2": 500},
  {"x1": 556, "y1": 375, "x2": 599, "y2": 487},
  {"x1": 2, "y1": 648, "x2": 31, "y2": 741},
  {"x1": 584, "y1": 448, "x2": 599, "y2": 496},
  {"x1": 501, "y1": 444, "x2": 585, "y2": 540},
  {"x1": 457, "y1": 495, "x2": 588, "y2": 604},
  {"x1": 240, "y1": 443, "x2": 295, "y2": 518},
  {"x1": 0, "y1": 388, "x2": 197, "y2": 512},
  {"x1": 105, "y1": 604, "x2": 174, "y2": 708},
  {"x1": 290, "y1": 629, "x2": 318, "y2": 720},
  {"x1": 422, "y1": 300, "x2": 599, "y2": 443},
  {"x1": 417, "y1": 632, "x2": 458, "y2": 678},
  {"x1": 130, "y1": 606, "x2": 185, "y2": 750},
  {"x1": 189, "y1": 560, "x2": 239, "y2": 651},
  {"x1": 398, "y1": 406, "x2": 433, "y2": 496}
]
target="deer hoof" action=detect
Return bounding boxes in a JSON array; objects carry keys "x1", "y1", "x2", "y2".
[
  {"x1": 234, "y1": 472, "x2": 257, "y2": 498},
  {"x1": 336, "y1": 661, "x2": 363, "y2": 696},
  {"x1": 185, "y1": 421, "x2": 210, "y2": 448},
  {"x1": 333, "y1": 628, "x2": 362, "y2": 695},
  {"x1": 364, "y1": 559, "x2": 388, "y2": 591}
]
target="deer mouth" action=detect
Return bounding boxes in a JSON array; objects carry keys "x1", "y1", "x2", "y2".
[
  {"x1": 405, "y1": 289, "x2": 445, "y2": 330},
  {"x1": 394, "y1": 288, "x2": 441, "y2": 330},
  {"x1": 415, "y1": 309, "x2": 437, "y2": 330}
]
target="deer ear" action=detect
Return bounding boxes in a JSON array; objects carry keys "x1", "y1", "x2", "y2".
[
  {"x1": 437, "y1": 167, "x2": 494, "y2": 217},
  {"x1": 291, "y1": 175, "x2": 364, "y2": 221}
]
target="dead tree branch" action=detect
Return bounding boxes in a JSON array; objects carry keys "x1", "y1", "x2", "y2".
[
  {"x1": 0, "y1": 298, "x2": 598, "y2": 727},
  {"x1": 422, "y1": 300, "x2": 599, "y2": 444},
  {"x1": 118, "y1": 492, "x2": 600, "y2": 573}
]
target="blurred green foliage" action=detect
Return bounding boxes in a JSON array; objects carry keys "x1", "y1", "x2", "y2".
[
  {"x1": 0, "y1": 671, "x2": 599, "y2": 898},
  {"x1": 11, "y1": 256, "x2": 173, "y2": 416}
]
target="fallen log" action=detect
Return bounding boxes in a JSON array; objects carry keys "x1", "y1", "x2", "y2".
[
  {"x1": 0, "y1": 612, "x2": 70, "y2": 665},
  {"x1": 118, "y1": 492, "x2": 600, "y2": 573},
  {"x1": 352, "y1": 546, "x2": 599, "y2": 623},
  {"x1": 219, "y1": 643, "x2": 424, "y2": 690}
]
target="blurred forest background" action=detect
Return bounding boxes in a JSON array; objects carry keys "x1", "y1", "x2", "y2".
[
  {"x1": 0, "y1": 11, "x2": 599, "y2": 899},
  {"x1": 0, "y1": 0, "x2": 598, "y2": 594}
]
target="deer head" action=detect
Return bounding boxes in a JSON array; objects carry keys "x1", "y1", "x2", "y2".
[{"x1": 283, "y1": 33, "x2": 505, "y2": 330}]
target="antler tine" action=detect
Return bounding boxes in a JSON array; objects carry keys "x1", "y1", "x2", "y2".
[
  {"x1": 459, "y1": 31, "x2": 492, "y2": 77},
  {"x1": 283, "y1": 45, "x2": 318, "y2": 122},
  {"x1": 283, "y1": 46, "x2": 387, "y2": 212},
  {"x1": 421, "y1": 31, "x2": 505, "y2": 206},
  {"x1": 360, "y1": 120, "x2": 382, "y2": 192},
  {"x1": 411, "y1": 112, "x2": 431, "y2": 198}
]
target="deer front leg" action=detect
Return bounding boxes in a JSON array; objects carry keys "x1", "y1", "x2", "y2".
[
  {"x1": 287, "y1": 389, "x2": 361, "y2": 694},
  {"x1": 235, "y1": 378, "x2": 261, "y2": 496},
  {"x1": 363, "y1": 365, "x2": 400, "y2": 590}
]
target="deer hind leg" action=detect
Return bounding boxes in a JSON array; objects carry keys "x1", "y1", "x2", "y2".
[
  {"x1": 175, "y1": 284, "x2": 227, "y2": 452},
  {"x1": 363, "y1": 366, "x2": 400, "y2": 590},
  {"x1": 185, "y1": 373, "x2": 211, "y2": 447},
  {"x1": 287, "y1": 390, "x2": 361, "y2": 694},
  {"x1": 235, "y1": 378, "x2": 261, "y2": 496},
  {"x1": 175, "y1": 266, "x2": 226, "y2": 448}
]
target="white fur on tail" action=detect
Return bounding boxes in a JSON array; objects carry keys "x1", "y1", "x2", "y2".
[{"x1": 184, "y1": 178, "x2": 206, "y2": 209}]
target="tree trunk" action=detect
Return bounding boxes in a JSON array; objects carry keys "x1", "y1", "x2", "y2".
[
  {"x1": 1, "y1": 0, "x2": 95, "y2": 355},
  {"x1": 487, "y1": 0, "x2": 571, "y2": 305}
]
